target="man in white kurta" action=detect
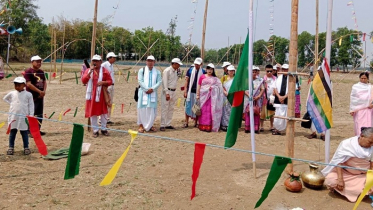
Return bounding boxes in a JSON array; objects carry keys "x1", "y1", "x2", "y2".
[
  {"x1": 3, "y1": 77, "x2": 34, "y2": 155},
  {"x1": 160, "y1": 58, "x2": 182, "y2": 131},
  {"x1": 101, "y1": 52, "x2": 117, "y2": 124},
  {"x1": 272, "y1": 64, "x2": 290, "y2": 134},
  {"x1": 137, "y1": 55, "x2": 162, "y2": 132}
]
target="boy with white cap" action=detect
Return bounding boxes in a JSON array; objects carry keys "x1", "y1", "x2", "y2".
[
  {"x1": 137, "y1": 55, "x2": 162, "y2": 133},
  {"x1": 24, "y1": 55, "x2": 47, "y2": 136},
  {"x1": 183, "y1": 57, "x2": 206, "y2": 128},
  {"x1": 160, "y1": 58, "x2": 182, "y2": 131},
  {"x1": 3, "y1": 77, "x2": 34, "y2": 155},
  {"x1": 82, "y1": 55, "x2": 113, "y2": 137},
  {"x1": 102, "y1": 52, "x2": 117, "y2": 124}
]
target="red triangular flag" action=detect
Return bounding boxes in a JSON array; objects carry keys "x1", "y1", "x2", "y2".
[
  {"x1": 6, "y1": 120, "x2": 16, "y2": 134},
  {"x1": 26, "y1": 116, "x2": 48, "y2": 155},
  {"x1": 191, "y1": 142, "x2": 206, "y2": 200},
  {"x1": 52, "y1": 72, "x2": 56, "y2": 78},
  {"x1": 63, "y1": 108, "x2": 71, "y2": 116}
]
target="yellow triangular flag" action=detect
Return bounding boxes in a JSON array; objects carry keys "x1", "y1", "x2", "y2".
[
  {"x1": 339, "y1": 37, "x2": 342, "y2": 46},
  {"x1": 100, "y1": 129, "x2": 138, "y2": 186},
  {"x1": 0, "y1": 122, "x2": 5, "y2": 128},
  {"x1": 58, "y1": 111, "x2": 63, "y2": 121},
  {"x1": 177, "y1": 98, "x2": 181, "y2": 107},
  {"x1": 353, "y1": 170, "x2": 373, "y2": 210},
  {"x1": 111, "y1": 104, "x2": 115, "y2": 116}
]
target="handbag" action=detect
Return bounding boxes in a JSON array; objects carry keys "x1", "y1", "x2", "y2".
[
  {"x1": 192, "y1": 100, "x2": 201, "y2": 116},
  {"x1": 246, "y1": 102, "x2": 260, "y2": 115},
  {"x1": 301, "y1": 112, "x2": 312, "y2": 129}
]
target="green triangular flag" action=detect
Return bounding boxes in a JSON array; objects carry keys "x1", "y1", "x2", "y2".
[
  {"x1": 64, "y1": 124, "x2": 84, "y2": 180},
  {"x1": 126, "y1": 71, "x2": 130, "y2": 81},
  {"x1": 255, "y1": 156, "x2": 292, "y2": 208},
  {"x1": 6, "y1": 74, "x2": 12, "y2": 78},
  {"x1": 45, "y1": 73, "x2": 49, "y2": 80},
  {"x1": 350, "y1": 35, "x2": 353, "y2": 42}
]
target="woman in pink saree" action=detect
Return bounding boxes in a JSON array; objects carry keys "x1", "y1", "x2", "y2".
[
  {"x1": 350, "y1": 72, "x2": 373, "y2": 136},
  {"x1": 196, "y1": 63, "x2": 224, "y2": 132}
]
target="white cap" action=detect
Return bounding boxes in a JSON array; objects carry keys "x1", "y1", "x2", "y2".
[
  {"x1": 146, "y1": 55, "x2": 155, "y2": 61},
  {"x1": 273, "y1": 66, "x2": 277, "y2": 70},
  {"x1": 227, "y1": 65, "x2": 236, "y2": 71},
  {"x1": 253, "y1": 65, "x2": 260, "y2": 70},
  {"x1": 282, "y1": 64, "x2": 289, "y2": 69},
  {"x1": 31, "y1": 55, "x2": 42, "y2": 61},
  {"x1": 222, "y1": 62, "x2": 231, "y2": 68},
  {"x1": 207, "y1": 63, "x2": 215, "y2": 69},
  {"x1": 106, "y1": 52, "x2": 117, "y2": 58},
  {"x1": 92, "y1": 54, "x2": 102, "y2": 61},
  {"x1": 13, "y1": 77, "x2": 26, "y2": 84},
  {"x1": 171, "y1": 58, "x2": 183, "y2": 65},
  {"x1": 194, "y1": 57, "x2": 203, "y2": 65}
]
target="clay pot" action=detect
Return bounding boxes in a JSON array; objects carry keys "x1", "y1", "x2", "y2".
[
  {"x1": 284, "y1": 172, "x2": 302, "y2": 192},
  {"x1": 301, "y1": 163, "x2": 325, "y2": 190}
]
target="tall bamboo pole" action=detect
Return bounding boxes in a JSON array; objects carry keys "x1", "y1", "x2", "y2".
[
  {"x1": 314, "y1": 0, "x2": 319, "y2": 74},
  {"x1": 53, "y1": 29, "x2": 57, "y2": 76},
  {"x1": 49, "y1": 25, "x2": 53, "y2": 84},
  {"x1": 59, "y1": 20, "x2": 65, "y2": 84},
  {"x1": 88, "y1": 0, "x2": 99, "y2": 132},
  {"x1": 324, "y1": 0, "x2": 333, "y2": 163},
  {"x1": 200, "y1": 0, "x2": 209, "y2": 59},
  {"x1": 285, "y1": 0, "x2": 299, "y2": 174}
]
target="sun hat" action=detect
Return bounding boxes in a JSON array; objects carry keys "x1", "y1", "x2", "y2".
[
  {"x1": 222, "y1": 62, "x2": 231, "y2": 68},
  {"x1": 31, "y1": 55, "x2": 42, "y2": 62},
  {"x1": 171, "y1": 58, "x2": 183, "y2": 65},
  {"x1": 92, "y1": 54, "x2": 102, "y2": 61},
  {"x1": 13, "y1": 77, "x2": 26, "y2": 84}
]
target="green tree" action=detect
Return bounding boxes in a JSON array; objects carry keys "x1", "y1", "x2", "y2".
[
  {"x1": 333, "y1": 27, "x2": 362, "y2": 71},
  {"x1": 269, "y1": 35, "x2": 289, "y2": 64},
  {"x1": 253, "y1": 39, "x2": 267, "y2": 65},
  {"x1": 297, "y1": 31, "x2": 314, "y2": 67}
]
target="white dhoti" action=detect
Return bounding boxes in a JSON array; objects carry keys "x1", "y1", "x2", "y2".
[
  {"x1": 161, "y1": 91, "x2": 177, "y2": 127},
  {"x1": 91, "y1": 114, "x2": 108, "y2": 133},
  {"x1": 107, "y1": 85, "x2": 114, "y2": 119},
  {"x1": 137, "y1": 107, "x2": 157, "y2": 131},
  {"x1": 273, "y1": 105, "x2": 287, "y2": 131}
]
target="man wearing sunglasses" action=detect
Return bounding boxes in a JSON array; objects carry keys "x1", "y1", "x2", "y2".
[{"x1": 260, "y1": 64, "x2": 277, "y2": 132}]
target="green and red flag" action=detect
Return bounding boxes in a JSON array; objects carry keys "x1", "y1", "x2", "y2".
[{"x1": 224, "y1": 34, "x2": 249, "y2": 148}]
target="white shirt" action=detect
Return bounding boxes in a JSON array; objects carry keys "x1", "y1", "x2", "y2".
[
  {"x1": 3, "y1": 90, "x2": 34, "y2": 130},
  {"x1": 102, "y1": 61, "x2": 114, "y2": 84},
  {"x1": 162, "y1": 66, "x2": 178, "y2": 95}
]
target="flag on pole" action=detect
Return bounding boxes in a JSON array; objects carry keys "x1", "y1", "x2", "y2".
[
  {"x1": 224, "y1": 34, "x2": 249, "y2": 148},
  {"x1": 306, "y1": 58, "x2": 333, "y2": 133}
]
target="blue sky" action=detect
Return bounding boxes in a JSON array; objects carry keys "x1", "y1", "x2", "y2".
[{"x1": 36, "y1": 0, "x2": 372, "y2": 59}]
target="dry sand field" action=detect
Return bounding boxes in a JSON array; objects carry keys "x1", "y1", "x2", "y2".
[{"x1": 0, "y1": 63, "x2": 371, "y2": 209}]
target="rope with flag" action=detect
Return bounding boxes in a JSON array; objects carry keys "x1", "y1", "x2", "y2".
[{"x1": 306, "y1": 57, "x2": 333, "y2": 133}]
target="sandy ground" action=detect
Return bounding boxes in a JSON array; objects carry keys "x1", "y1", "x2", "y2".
[{"x1": 0, "y1": 63, "x2": 371, "y2": 210}]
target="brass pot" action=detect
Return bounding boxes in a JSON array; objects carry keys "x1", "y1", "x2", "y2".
[{"x1": 301, "y1": 163, "x2": 325, "y2": 190}]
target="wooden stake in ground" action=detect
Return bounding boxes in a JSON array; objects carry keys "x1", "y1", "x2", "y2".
[
  {"x1": 88, "y1": 0, "x2": 99, "y2": 132},
  {"x1": 285, "y1": 0, "x2": 299, "y2": 174},
  {"x1": 200, "y1": 0, "x2": 209, "y2": 59}
]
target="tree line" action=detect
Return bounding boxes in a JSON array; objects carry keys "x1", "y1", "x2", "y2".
[{"x1": 0, "y1": 0, "x2": 371, "y2": 71}]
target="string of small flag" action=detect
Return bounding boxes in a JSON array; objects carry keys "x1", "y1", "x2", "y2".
[
  {"x1": 347, "y1": 1, "x2": 358, "y2": 32},
  {"x1": 268, "y1": 0, "x2": 274, "y2": 36},
  {"x1": 1, "y1": 110, "x2": 373, "y2": 209},
  {"x1": 187, "y1": 0, "x2": 199, "y2": 45}
]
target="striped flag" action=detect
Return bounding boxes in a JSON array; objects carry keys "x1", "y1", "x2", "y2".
[{"x1": 306, "y1": 58, "x2": 333, "y2": 133}]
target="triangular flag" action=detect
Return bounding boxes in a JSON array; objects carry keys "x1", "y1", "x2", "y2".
[
  {"x1": 63, "y1": 108, "x2": 71, "y2": 116},
  {"x1": 48, "y1": 111, "x2": 55, "y2": 119},
  {"x1": 0, "y1": 122, "x2": 5, "y2": 128},
  {"x1": 126, "y1": 71, "x2": 130, "y2": 81},
  {"x1": 45, "y1": 73, "x2": 49, "y2": 80},
  {"x1": 339, "y1": 37, "x2": 342, "y2": 46},
  {"x1": 100, "y1": 130, "x2": 138, "y2": 186},
  {"x1": 353, "y1": 170, "x2": 373, "y2": 210},
  {"x1": 177, "y1": 98, "x2": 181, "y2": 107},
  {"x1": 64, "y1": 124, "x2": 84, "y2": 180},
  {"x1": 191, "y1": 143, "x2": 206, "y2": 200},
  {"x1": 255, "y1": 156, "x2": 292, "y2": 208},
  {"x1": 73, "y1": 107, "x2": 78, "y2": 117},
  {"x1": 6, "y1": 74, "x2": 12, "y2": 78},
  {"x1": 6, "y1": 120, "x2": 15, "y2": 134},
  {"x1": 74, "y1": 72, "x2": 78, "y2": 84},
  {"x1": 224, "y1": 33, "x2": 249, "y2": 148},
  {"x1": 111, "y1": 104, "x2": 115, "y2": 116},
  {"x1": 58, "y1": 111, "x2": 63, "y2": 121},
  {"x1": 52, "y1": 72, "x2": 56, "y2": 78},
  {"x1": 26, "y1": 116, "x2": 48, "y2": 155}
]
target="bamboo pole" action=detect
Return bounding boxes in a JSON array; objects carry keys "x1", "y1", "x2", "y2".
[
  {"x1": 59, "y1": 20, "x2": 65, "y2": 84},
  {"x1": 201, "y1": 0, "x2": 209, "y2": 59},
  {"x1": 49, "y1": 25, "x2": 53, "y2": 84},
  {"x1": 88, "y1": 0, "x2": 99, "y2": 132},
  {"x1": 53, "y1": 29, "x2": 57, "y2": 77},
  {"x1": 285, "y1": 0, "x2": 299, "y2": 174},
  {"x1": 314, "y1": 0, "x2": 319, "y2": 76}
]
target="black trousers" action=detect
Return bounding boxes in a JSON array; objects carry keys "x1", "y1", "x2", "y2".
[{"x1": 34, "y1": 98, "x2": 44, "y2": 129}]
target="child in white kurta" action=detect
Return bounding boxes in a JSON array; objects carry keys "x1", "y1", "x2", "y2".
[{"x1": 3, "y1": 77, "x2": 34, "y2": 155}]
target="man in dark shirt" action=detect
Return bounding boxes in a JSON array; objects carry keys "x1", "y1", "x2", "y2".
[{"x1": 24, "y1": 55, "x2": 47, "y2": 135}]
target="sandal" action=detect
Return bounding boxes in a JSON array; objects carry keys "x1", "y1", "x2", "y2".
[
  {"x1": 149, "y1": 127, "x2": 157, "y2": 132},
  {"x1": 272, "y1": 130, "x2": 281, "y2": 135},
  {"x1": 260, "y1": 128, "x2": 264, "y2": 132},
  {"x1": 182, "y1": 123, "x2": 188, "y2": 128},
  {"x1": 24, "y1": 148, "x2": 31, "y2": 155},
  {"x1": 138, "y1": 127, "x2": 145, "y2": 133},
  {"x1": 7, "y1": 148, "x2": 14, "y2": 155},
  {"x1": 92, "y1": 131, "x2": 99, "y2": 138},
  {"x1": 306, "y1": 133, "x2": 317, "y2": 139},
  {"x1": 101, "y1": 130, "x2": 109, "y2": 136},
  {"x1": 320, "y1": 134, "x2": 325, "y2": 141}
]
